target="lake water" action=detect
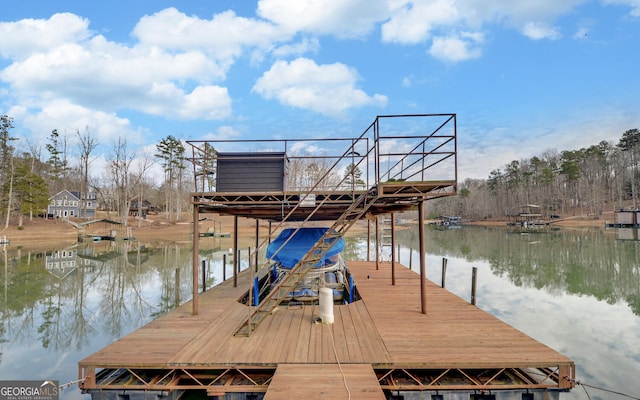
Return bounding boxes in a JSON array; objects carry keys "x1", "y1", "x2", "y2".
[{"x1": 0, "y1": 225, "x2": 638, "y2": 400}]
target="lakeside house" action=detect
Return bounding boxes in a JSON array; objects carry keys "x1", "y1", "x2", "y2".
[
  {"x1": 129, "y1": 199, "x2": 159, "y2": 217},
  {"x1": 47, "y1": 189, "x2": 97, "y2": 219}
]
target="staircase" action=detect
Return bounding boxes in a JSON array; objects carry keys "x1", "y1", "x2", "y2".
[
  {"x1": 235, "y1": 185, "x2": 379, "y2": 336},
  {"x1": 224, "y1": 114, "x2": 457, "y2": 336}
]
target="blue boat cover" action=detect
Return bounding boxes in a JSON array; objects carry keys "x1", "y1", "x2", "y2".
[{"x1": 266, "y1": 227, "x2": 344, "y2": 269}]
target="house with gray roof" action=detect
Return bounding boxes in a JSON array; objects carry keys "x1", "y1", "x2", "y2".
[{"x1": 47, "y1": 189, "x2": 98, "y2": 219}]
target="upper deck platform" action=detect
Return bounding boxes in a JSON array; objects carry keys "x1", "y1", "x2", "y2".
[
  {"x1": 187, "y1": 114, "x2": 458, "y2": 222},
  {"x1": 192, "y1": 180, "x2": 455, "y2": 221}
]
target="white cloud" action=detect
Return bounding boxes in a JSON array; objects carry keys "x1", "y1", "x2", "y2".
[
  {"x1": 133, "y1": 8, "x2": 287, "y2": 68},
  {"x1": 457, "y1": 0, "x2": 587, "y2": 27},
  {"x1": 206, "y1": 125, "x2": 243, "y2": 140},
  {"x1": 573, "y1": 27, "x2": 590, "y2": 39},
  {"x1": 602, "y1": 0, "x2": 640, "y2": 17},
  {"x1": 17, "y1": 99, "x2": 143, "y2": 148},
  {"x1": 459, "y1": 106, "x2": 639, "y2": 179},
  {"x1": 257, "y1": 0, "x2": 390, "y2": 38},
  {"x1": 179, "y1": 86, "x2": 232, "y2": 120},
  {"x1": 429, "y1": 32, "x2": 483, "y2": 62},
  {"x1": 252, "y1": 58, "x2": 387, "y2": 116},
  {"x1": 382, "y1": 0, "x2": 459, "y2": 44},
  {"x1": 381, "y1": 0, "x2": 588, "y2": 47},
  {"x1": 0, "y1": 13, "x2": 91, "y2": 59},
  {"x1": 272, "y1": 37, "x2": 321, "y2": 58},
  {"x1": 521, "y1": 21, "x2": 561, "y2": 40},
  {"x1": 0, "y1": 16, "x2": 232, "y2": 121}
]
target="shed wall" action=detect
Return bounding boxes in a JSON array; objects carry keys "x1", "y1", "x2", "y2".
[{"x1": 216, "y1": 152, "x2": 287, "y2": 192}]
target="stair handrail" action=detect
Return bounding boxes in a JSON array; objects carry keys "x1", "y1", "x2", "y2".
[
  {"x1": 236, "y1": 187, "x2": 379, "y2": 336},
  {"x1": 246, "y1": 130, "x2": 375, "y2": 278}
]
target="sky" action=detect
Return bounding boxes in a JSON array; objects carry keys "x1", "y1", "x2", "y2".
[{"x1": 1, "y1": 0, "x2": 639, "y2": 181}]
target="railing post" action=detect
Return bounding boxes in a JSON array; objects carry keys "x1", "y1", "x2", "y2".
[
  {"x1": 223, "y1": 254, "x2": 227, "y2": 281},
  {"x1": 233, "y1": 216, "x2": 238, "y2": 287},
  {"x1": 202, "y1": 259, "x2": 206, "y2": 292},
  {"x1": 471, "y1": 267, "x2": 477, "y2": 305},
  {"x1": 441, "y1": 257, "x2": 447, "y2": 288}
]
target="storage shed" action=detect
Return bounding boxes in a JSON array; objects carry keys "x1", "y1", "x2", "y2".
[{"x1": 216, "y1": 152, "x2": 287, "y2": 192}]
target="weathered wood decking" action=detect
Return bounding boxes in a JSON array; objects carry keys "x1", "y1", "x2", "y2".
[{"x1": 79, "y1": 261, "x2": 574, "y2": 396}]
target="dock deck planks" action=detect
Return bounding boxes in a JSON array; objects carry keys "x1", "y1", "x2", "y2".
[
  {"x1": 264, "y1": 364, "x2": 386, "y2": 400},
  {"x1": 79, "y1": 260, "x2": 574, "y2": 392}
]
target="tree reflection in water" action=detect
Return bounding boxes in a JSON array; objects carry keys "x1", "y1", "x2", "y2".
[
  {"x1": 385, "y1": 225, "x2": 640, "y2": 315},
  {"x1": 0, "y1": 227, "x2": 638, "y2": 400}
]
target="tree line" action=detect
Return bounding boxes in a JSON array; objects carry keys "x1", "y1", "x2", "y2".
[
  {"x1": 431, "y1": 128, "x2": 640, "y2": 221},
  {"x1": 12, "y1": 111, "x2": 627, "y2": 228},
  {"x1": 0, "y1": 114, "x2": 367, "y2": 228},
  {"x1": 0, "y1": 114, "x2": 192, "y2": 228}
]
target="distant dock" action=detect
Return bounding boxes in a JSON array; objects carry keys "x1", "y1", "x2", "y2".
[{"x1": 606, "y1": 209, "x2": 640, "y2": 228}]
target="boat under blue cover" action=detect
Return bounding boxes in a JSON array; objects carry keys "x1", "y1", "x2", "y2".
[{"x1": 266, "y1": 227, "x2": 344, "y2": 269}]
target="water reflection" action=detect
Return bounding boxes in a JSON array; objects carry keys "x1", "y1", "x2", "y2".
[
  {"x1": 392, "y1": 226, "x2": 640, "y2": 315},
  {"x1": 0, "y1": 240, "x2": 208, "y2": 399},
  {"x1": 1, "y1": 226, "x2": 639, "y2": 400},
  {"x1": 388, "y1": 225, "x2": 640, "y2": 400}
]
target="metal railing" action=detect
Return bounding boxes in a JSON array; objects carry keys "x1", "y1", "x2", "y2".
[{"x1": 186, "y1": 114, "x2": 457, "y2": 335}]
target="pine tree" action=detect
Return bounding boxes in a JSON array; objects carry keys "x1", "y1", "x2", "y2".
[
  {"x1": 155, "y1": 135, "x2": 186, "y2": 222},
  {"x1": 617, "y1": 129, "x2": 640, "y2": 208},
  {"x1": 343, "y1": 162, "x2": 365, "y2": 189},
  {"x1": 46, "y1": 129, "x2": 69, "y2": 194},
  {"x1": 11, "y1": 156, "x2": 50, "y2": 227},
  {"x1": 0, "y1": 115, "x2": 18, "y2": 226}
]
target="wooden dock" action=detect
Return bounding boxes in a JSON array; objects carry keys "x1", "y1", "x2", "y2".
[{"x1": 78, "y1": 261, "x2": 575, "y2": 398}]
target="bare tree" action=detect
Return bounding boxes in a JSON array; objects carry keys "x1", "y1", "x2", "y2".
[
  {"x1": 77, "y1": 127, "x2": 98, "y2": 219},
  {"x1": 131, "y1": 152, "x2": 154, "y2": 227},
  {"x1": 287, "y1": 154, "x2": 341, "y2": 191},
  {"x1": 108, "y1": 138, "x2": 134, "y2": 225}
]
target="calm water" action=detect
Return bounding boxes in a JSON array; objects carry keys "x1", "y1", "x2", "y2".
[{"x1": 1, "y1": 226, "x2": 639, "y2": 400}]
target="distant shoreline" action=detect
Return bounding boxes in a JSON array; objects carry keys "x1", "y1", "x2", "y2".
[{"x1": 0, "y1": 213, "x2": 607, "y2": 253}]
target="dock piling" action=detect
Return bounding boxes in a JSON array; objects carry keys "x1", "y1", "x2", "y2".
[
  {"x1": 223, "y1": 254, "x2": 227, "y2": 281},
  {"x1": 174, "y1": 268, "x2": 180, "y2": 306},
  {"x1": 409, "y1": 249, "x2": 412, "y2": 270},
  {"x1": 202, "y1": 260, "x2": 206, "y2": 292},
  {"x1": 471, "y1": 267, "x2": 477, "y2": 305},
  {"x1": 441, "y1": 257, "x2": 447, "y2": 288}
]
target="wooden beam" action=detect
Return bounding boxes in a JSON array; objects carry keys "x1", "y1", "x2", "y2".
[
  {"x1": 418, "y1": 200, "x2": 427, "y2": 314},
  {"x1": 391, "y1": 212, "x2": 395, "y2": 286},
  {"x1": 192, "y1": 203, "x2": 199, "y2": 315}
]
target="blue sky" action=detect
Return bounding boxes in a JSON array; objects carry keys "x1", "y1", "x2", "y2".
[{"x1": 1, "y1": 0, "x2": 639, "y2": 180}]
